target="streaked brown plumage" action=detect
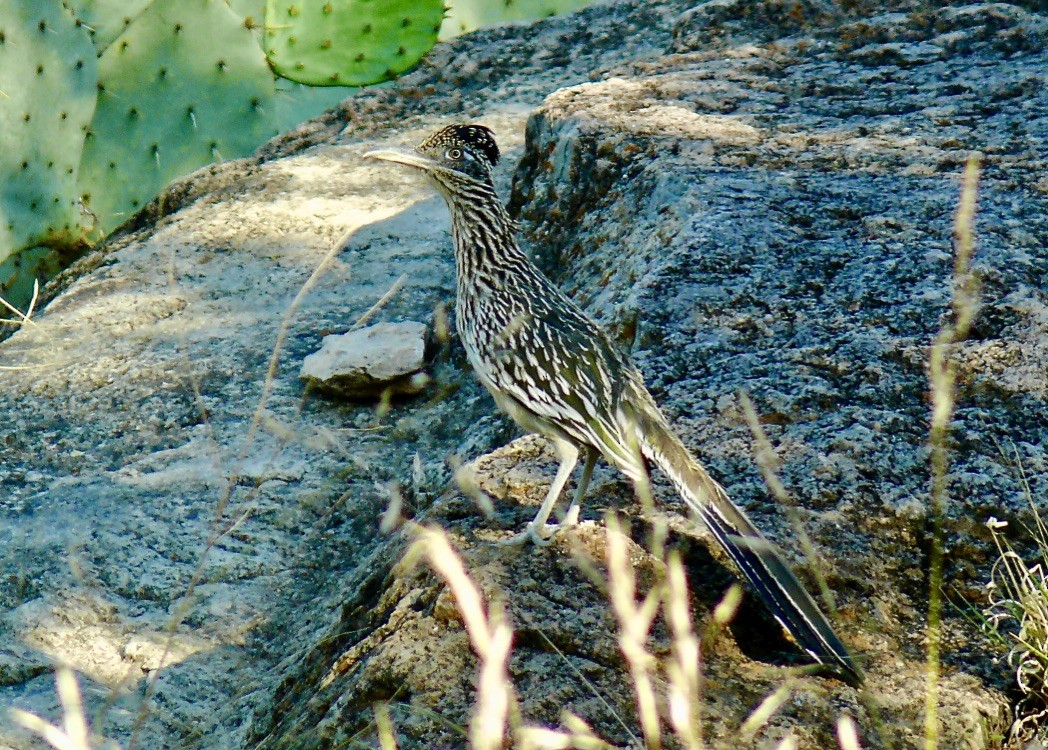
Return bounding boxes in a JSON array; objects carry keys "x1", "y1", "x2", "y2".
[{"x1": 365, "y1": 124, "x2": 861, "y2": 684}]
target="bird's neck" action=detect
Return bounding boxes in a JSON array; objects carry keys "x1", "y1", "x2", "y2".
[{"x1": 446, "y1": 188, "x2": 527, "y2": 281}]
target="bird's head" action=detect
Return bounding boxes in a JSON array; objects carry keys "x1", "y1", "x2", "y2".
[{"x1": 364, "y1": 124, "x2": 500, "y2": 194}]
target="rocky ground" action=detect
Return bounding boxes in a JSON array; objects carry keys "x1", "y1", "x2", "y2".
[{"x1": 0, "y1": 0, "x2": 1045, "y2": 748}]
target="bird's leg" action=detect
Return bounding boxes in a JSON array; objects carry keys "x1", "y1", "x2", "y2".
[
  {"x1": 561, "y1": 446, "x2": 597, "y2": 528},
  {"x1": 499, "y1": 439, "x2": 578, "y2": 546}
]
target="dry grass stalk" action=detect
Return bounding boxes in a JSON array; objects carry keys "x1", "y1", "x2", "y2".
[
  {"x1": 708, "y1": 584, "x2": 743, "y2": 637},
  {"x1": 0, "y1": 279, "x2": 64, "y2": 371},
  {"x1": 604, "y1": 514, "x2": 662, "y2": 750},
  {"x1": 924, "y1": 153, "x2": 981, "y2": 750},
  {"x1": 664, "y1": 549, "x2": 703, "y2": 750},
  {"x1": 837, "y1": 714, "x2": 862, "y2": 750},
  {"x1": 10, "y1": 667, "x2": 110, "y2": 750},
  {"x1": 518, "y1": 718, "x2": 615, "y2": 750},
  {"x1": 739, "y1": 681, "x2": 794, "y2": 742},
  {"x1": 375, "y1": 703, "x2": 400, "y2": 750},
  {"x1": 0, "y1": 278, "x2": 39, "y2": 330},
  {"x1": 738, "y1": 392, "x2": 841, "y2": 618},
  {"x1": 409, "y1": 524, "x2": 515, "y2": 750}
]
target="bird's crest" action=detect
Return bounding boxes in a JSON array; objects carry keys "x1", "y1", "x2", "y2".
[{"x1": 419, "y1": 124, "x2": 500, "y2": 168}]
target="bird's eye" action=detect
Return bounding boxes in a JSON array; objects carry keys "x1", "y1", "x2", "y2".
[{"x1": 446, "y1": 147, "x2": 463, "y2": 160}]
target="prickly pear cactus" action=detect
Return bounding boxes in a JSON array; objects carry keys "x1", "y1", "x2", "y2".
[
  {"x1": 77, "y1": 0, "x2": 278, "y2": 235},
  {"x1": 271, "y1": 80, "x2": 353, "y2": 133},
  {"x1": 440, "y1": 0, "x2": 596, "y2": 40},
  {"x1": 229, "y1": 0, "x2": 266, "y2": 31},
  {"x1": 231, "y1": 0, "x2": 354, "y2": 130},
  {"x1": 63, "y1": 0, "x2": 152, "y2": 53},
  {"x1": 0, "y1": 0, "x2": 97, "y2": 267},
  {"x1": 264, "y1": 0, "x2": 444, "y2": 86},
  {"x1": 0, "y1": 246, "x2": 62, "y2": 311}
]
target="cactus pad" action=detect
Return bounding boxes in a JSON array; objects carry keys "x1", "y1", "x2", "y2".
[
  {"x1": 264, "y1": 0, "x2": 444, "y2": 87},
  {"x1": 440, "y1": 0, "x2": 596, "y2": 39},
  {"x1": 0, "y1": 245, "x2": 62, "y2": 311},
  {"x1": 64, "y1": 0, "x2": 152, "y2": 53},
  {"x1": 0, "y1": 0, "x2": 97, "y2": 266},
  {"x1": 229, "y1": 0, "x2": 267, "y2": 33},
  {"x1": 77, "y1": 0, "x2": 278, "y2": 234}
]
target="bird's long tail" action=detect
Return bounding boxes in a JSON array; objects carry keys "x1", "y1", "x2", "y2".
[{"x1": 630, "y1": 405, "x2": 862, "y2": 684}]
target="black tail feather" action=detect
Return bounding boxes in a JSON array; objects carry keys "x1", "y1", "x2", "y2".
[
  {"x1": 699, "y1": 498, "x2": 863, "y2": 684},
  {"x1": 634, "y1": 406, "x2": 862, "y2": 684}
]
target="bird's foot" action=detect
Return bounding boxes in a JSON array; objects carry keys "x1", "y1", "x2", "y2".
[{"x1": 498, "y1": 516, "x2": 579, "y2": 547}]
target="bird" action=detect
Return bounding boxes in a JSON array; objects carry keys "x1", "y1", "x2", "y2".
[{"x1": 364, "y1": 124, "x2": 861, "y2": 684}]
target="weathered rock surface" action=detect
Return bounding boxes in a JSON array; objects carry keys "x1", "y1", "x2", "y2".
[
  {"x1": 300, "y1": 321, "x2": 432, "y2": 398},
  {"x1": 0, "y1": 0, "x2": 1044, "y2": 749}
]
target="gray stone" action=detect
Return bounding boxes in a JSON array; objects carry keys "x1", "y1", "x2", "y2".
[
  {"x1": 299, "y1": 321, "x2": 431, "y2": 399},
  {"x1": 0, "y1": 0, "x2": 1044, "y2": 748}
]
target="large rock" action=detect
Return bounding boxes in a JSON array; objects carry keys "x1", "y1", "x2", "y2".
[{"x1": 0, "y1": 0, "x2": 1044, "y2": 748}]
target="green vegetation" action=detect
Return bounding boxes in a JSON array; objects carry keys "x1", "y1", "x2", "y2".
[
  {"x1": 0, "y1": 0, "x2": 599, "y2": 310},
  {"x1": 440, "y1": 0, "x2": 596, "y2": 40},
  {"x1": 64, "y1": 0, "x2": 153, "y2": 52},
  {"x1": 79, "y1": 0, "x2": 278, "y2": 234},
  {"x1": 984, "y1": 512, "x2": 1048, "y2": 745},
  {"x1": 265, "y1": 0, "x2": 445, "y2": 86},
  {"x1": 0, "y1": 1, "x2": 96, "y2": 285}
]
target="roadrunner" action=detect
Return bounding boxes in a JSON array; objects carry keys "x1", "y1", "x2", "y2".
[{"x1": 365, "y1": 124, "x2": 861, "y2": 683}]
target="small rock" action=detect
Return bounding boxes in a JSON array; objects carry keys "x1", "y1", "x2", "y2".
[{"x1": 300, "y1": 321, "x2": 431, "y2": 399}]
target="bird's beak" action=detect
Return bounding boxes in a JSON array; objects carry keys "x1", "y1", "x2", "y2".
[{"x1": 363, "y1": 147, "x2": 438, "y2": 171}]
